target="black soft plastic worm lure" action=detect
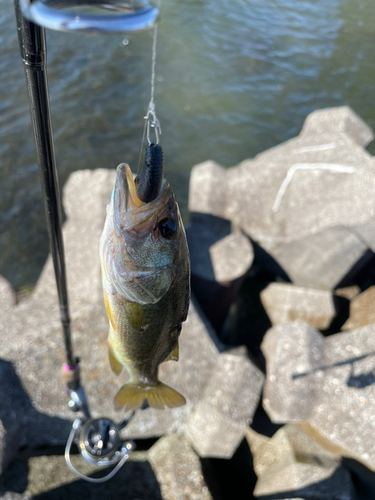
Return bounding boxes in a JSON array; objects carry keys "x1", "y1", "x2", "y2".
[{"x1": 136, "y1": 143, "x2": 164, "y2": 203}]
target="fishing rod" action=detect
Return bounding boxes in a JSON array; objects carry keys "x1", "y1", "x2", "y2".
[{"x1": 14, "y1": 0, "x2": 159, "y2": 482}]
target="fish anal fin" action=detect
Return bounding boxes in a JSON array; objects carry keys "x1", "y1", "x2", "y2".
[
  {"x1": 165, "y1": 342, "x2": 179, "y2": 362},
  {"x1": 114, "y1": 382, "x2": 186, "y2": 411},
  {"x1": 108, "y1": 341, "x2": 123, "y2": 376}
]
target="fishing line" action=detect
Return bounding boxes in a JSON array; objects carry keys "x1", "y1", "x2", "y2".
[{"x1": 137, "y1": 0, "x2": 162, "y2": 175}]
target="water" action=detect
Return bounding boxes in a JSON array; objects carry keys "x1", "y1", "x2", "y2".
[{"x1": 1, "y1": 0, "x2": 375, "y2": 290}]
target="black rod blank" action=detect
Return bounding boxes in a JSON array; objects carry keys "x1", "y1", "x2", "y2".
[{"x1": 14, "y1": 0, "x2": 76, "y2": 369}]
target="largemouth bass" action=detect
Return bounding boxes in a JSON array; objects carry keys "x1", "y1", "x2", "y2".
[{"x1": 99, "y1": 162, "x2": 190, "y2": 411}]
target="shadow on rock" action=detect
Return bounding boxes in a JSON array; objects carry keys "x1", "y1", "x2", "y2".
[
  {"x1": 321, "y1": 294, "x2": 350, "y2": 336},
  {"x1": 0, "y1": 459, "x2": 28, "y2": 495},
  {"x1": 334, "y1": 249, "x2": 375, "y2": 292},
  {"x1": 255, "y1": 464, "x2": 356, "y2": 499},
  {"x1": 250, "y1": 394, "x2": 283, "y2": 439},
  {"x1": 344, "y1": 456, "x2": 375, "y2": 500},
  {"x1": 31, "y1": 461, "x2": 162, "y2": 500},
  {"x1": 187, "y1": 213, "x2": 253, "y2": 335},
  {"x1": 250, "y1": 239, "x2": 290, "y2": 283},
  {"x1": 221, "y1": 265, "x2": 273, "y2": 371},
  {"x1": 344, "y1": 253, "x2": 375, "y2": 294},
  {"x1": 346, "y1": 363, "x2": 375, "y2": 389},
  {"x1": 291, "y1": 351, "x2": 375, "y2": 386},
  {"x1": 201, "y1": 438, "x2": 257, "y2": 500},
  {"x1": 0, "y1": 359, "x2": 72, "y2": 483}
]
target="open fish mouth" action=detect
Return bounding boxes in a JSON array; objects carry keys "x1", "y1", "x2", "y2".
[
  {"x1": 114, "y1": 162, "x2": 175, "y2": 232},
  {"x1": 117, "y1": 143, "x2": 164, "y2": 210}
]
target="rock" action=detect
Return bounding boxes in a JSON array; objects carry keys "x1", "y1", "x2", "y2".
[
  {"x1": 271, "y1": 226, "x2": 374, "y2": 290},
  {"x1": 351, "y1": 221, "x2": 375, "y2": 253},
  {"x1": 149, "y1": 435, "x2": 214, "y2": 500},
  {"x1": 186, "y1": 219, "x2": 254, "y2": 333},
  {"x1": 299, "y1": 106, "x2": 374, "y2": 148},
  {"x1": 188, "y1": 161, "x2": 227, "y2": 219},
  {"x1": 0, "y1": 359, "x2": 71, "y2": 476},
  {"x1": 261, "y1": 321, "x2": 375, "y2": 472},
  {"x1": 334, "y1": 286, "x2": 360, "y2": 301},
  {"x1": 185, "y1": 347, "x2": 264, "y2": 458},
  {"x1": 262, "y1": 322, "x2": 324, "y2": 423},
  {"x1": 342, "y1": 286, "x2": 375, "y2": 330},
  {"x1": 188, "y1": 107, "x2": 375, "y2": 255},
  {"x1": 247, "y1": 424, "x2": 356, "y2": 500},
  {"x1": 0, "y1": 277, "x2": 16, "y2": 315},
  {"x1": 260, "y1": 283, "x2": 336, "y2": 330},
  {"x1": 226, "y1": 126, "x2": 375, "y2": 251},
  {"x1": 273, "y1": 159, "x2": 374, "y2": 244}
]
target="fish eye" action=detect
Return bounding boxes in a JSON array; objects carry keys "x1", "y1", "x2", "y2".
[{"x1": 158, "y1": 218, "x2": 177, "y2": 239}]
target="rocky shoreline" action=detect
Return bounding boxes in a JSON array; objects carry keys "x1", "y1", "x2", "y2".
[{"x1": 1, "y1": 106, "x2": 375, "y2": 499}]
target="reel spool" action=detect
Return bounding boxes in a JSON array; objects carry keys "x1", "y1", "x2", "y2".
[{"x1": 65, "y1": 416, "x2": 135, "y2": 483}]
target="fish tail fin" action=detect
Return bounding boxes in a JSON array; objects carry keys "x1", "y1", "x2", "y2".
[{"x1": 114, "y1": 382, "x2": 186, "y2": 411}]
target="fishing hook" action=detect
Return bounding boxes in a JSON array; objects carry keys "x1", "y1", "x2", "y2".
[{"x1": 145, "y1": 103, "x2": 161, "y2": 145}]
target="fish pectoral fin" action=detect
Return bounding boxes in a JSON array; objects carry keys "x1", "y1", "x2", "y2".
[
  {"x1": 108, "y1": 342, "x2": 123, "y2": 376},
  {"x1": 114, "y1": 382, "x2": 186, "y2": 411},
  {"x1": 165, "y1": 342, "x2": 179, "y2": 362}
]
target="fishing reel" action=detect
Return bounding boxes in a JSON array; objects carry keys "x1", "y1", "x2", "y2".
[
  {"x1": 64, "y1": 368, "x2": 135, "y2": 483},
  {"x1": 65, "y1": 416, "x2": 135, "y2": 483}
]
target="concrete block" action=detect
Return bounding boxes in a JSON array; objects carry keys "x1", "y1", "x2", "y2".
[
  {"x1": 300, "y1": 106, "x2": 374, "y2": 148},
  {"x1": 149, "y1": 435, "x2": 214, "y2": 500},
  {"x1": 260, "y1": 283, "x2": 336, "y2": 330},
  {"x1": 185, "y1": 348, "x2": 264, "y2": 458},
  {"x1": 342, "y1": 286, "x2": 375, "y2": 330},
  {"x1": 272, "y1": 226, "x2": 373, "y2": 290},
  {"x1": 249, "y1": 424, "x2": 356, "y2": 500},
  {"x1": 188, "y1": 161, "x2": 227, "y2": 219},
  {"x1": 261, "y1": 322, "x2": 324, "y2": 423},
  {"x1": 261, "y1": 321, "x2": 375, "y2": 472}
]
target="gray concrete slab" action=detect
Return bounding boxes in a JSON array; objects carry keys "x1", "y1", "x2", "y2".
[
  {"x1": 185, "y1": 348, "x2": 264, "y2": 458},
  {"x1": 299, "y1": 106, "x2": 374, "y2": 148},
  {"x1": 271, "y1": 226, "x2": 373, "y2": 290},
  {"x1": 262, "y1": 321, "x2": 375, "y2": 473},
  {"x1": 260, "y1": 283, "x2": 336, "y2": 330},
  {"x1": 249, "y1": 424, "x2": 356, "y2": 500},
  {"x1": 149, "y1": 435, "x2": 214, "y2": 500}
]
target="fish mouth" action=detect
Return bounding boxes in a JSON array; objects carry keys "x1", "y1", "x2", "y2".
[
  {"x1": 114, "y1": 163, "x2": 174, "y2": 232},
  {"x1": 124, "y1": 163, "x2": 146, "y2": 209}
]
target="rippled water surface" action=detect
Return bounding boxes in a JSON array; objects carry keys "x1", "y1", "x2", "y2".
[{"x1": 1, "y1": 0, "x2": 375, "y2": 289}]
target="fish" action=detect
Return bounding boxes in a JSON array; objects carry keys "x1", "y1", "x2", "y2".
[{"x1": 99, "y1": 162, "x2": 190, "y2": 411}]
